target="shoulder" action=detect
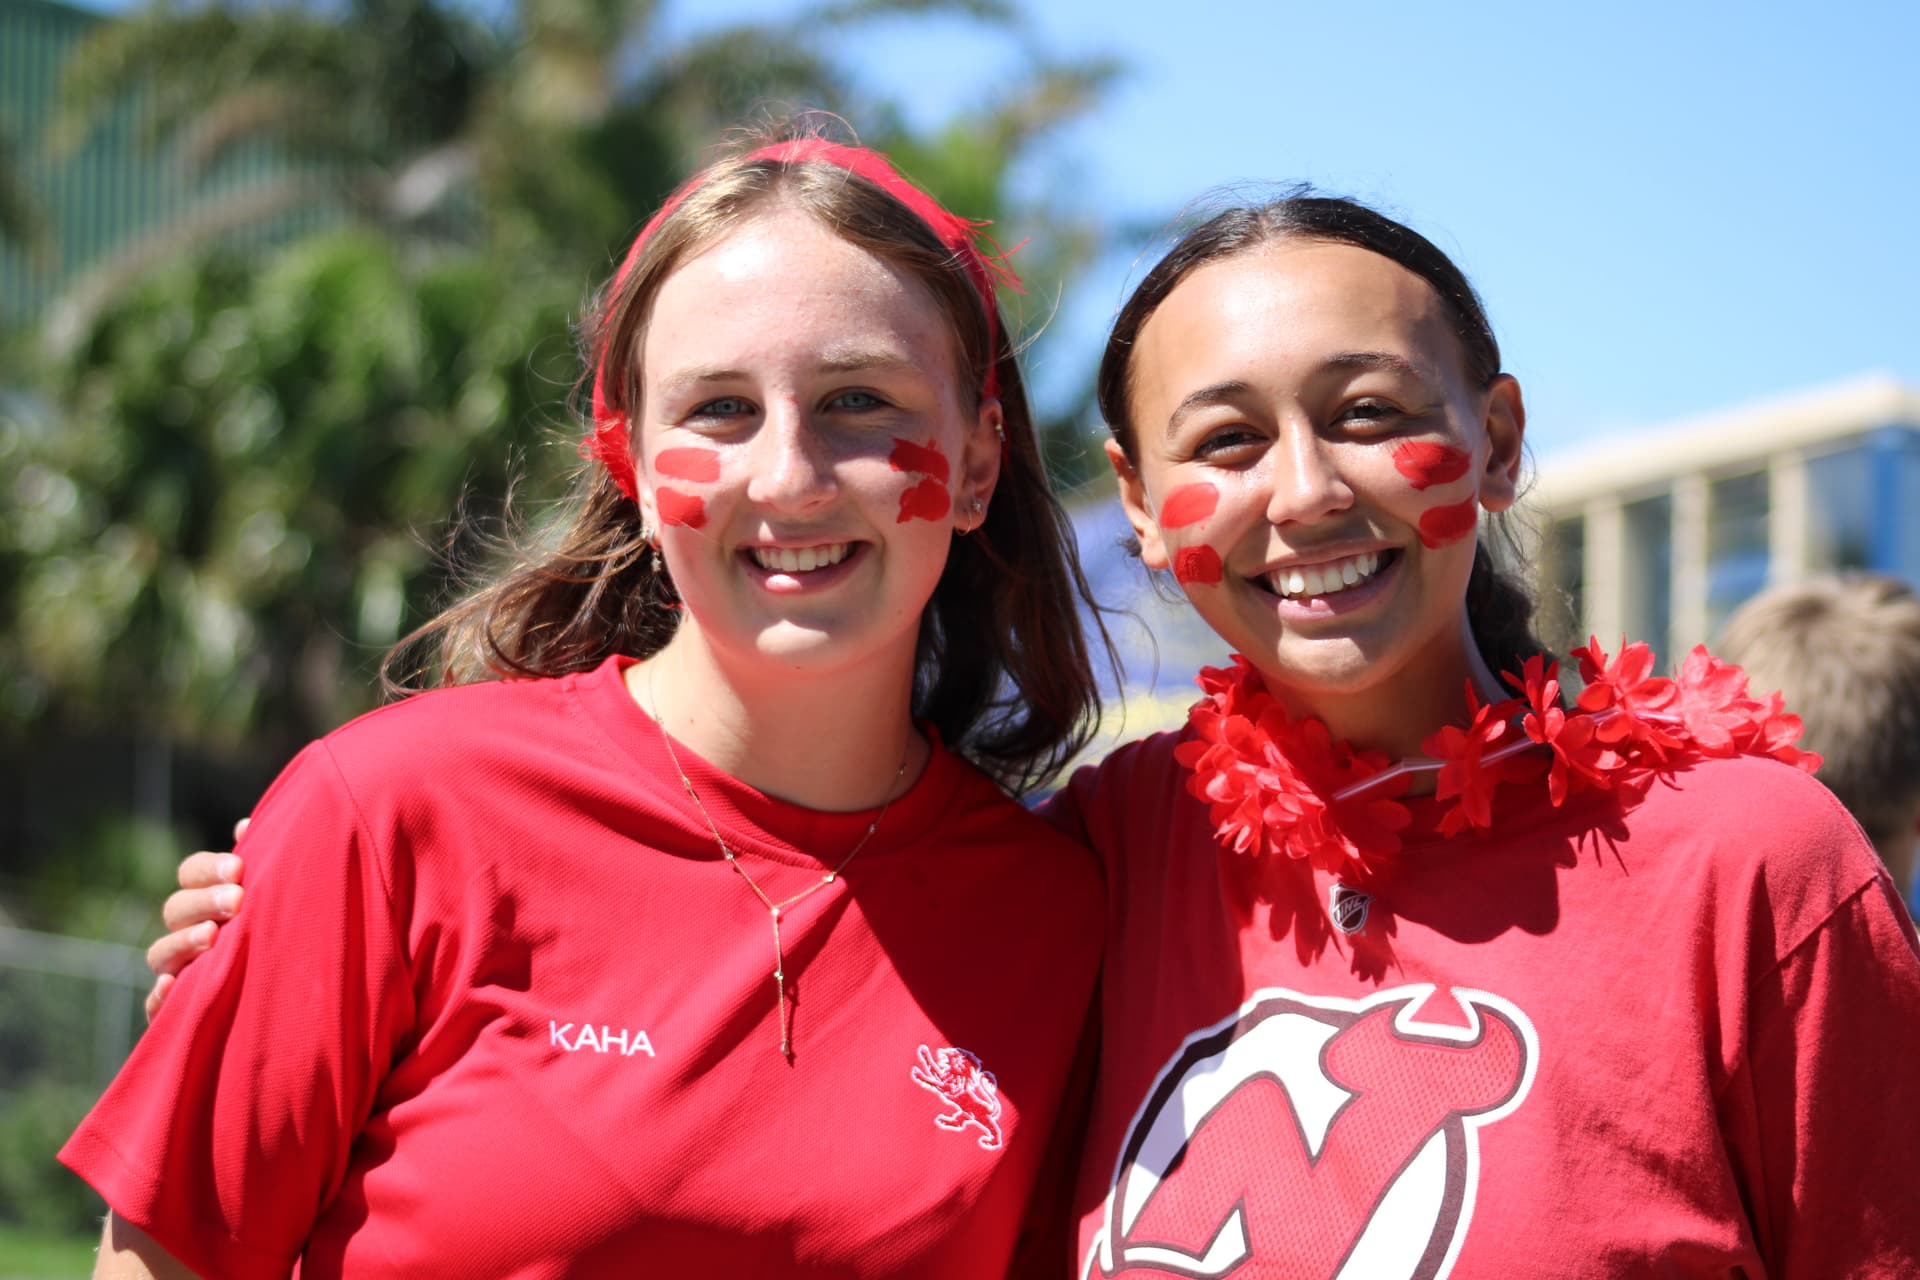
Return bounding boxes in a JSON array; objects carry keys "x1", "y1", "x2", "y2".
[
  {"x1": 1038, "y1": 728, "x2": 1198, "y2": 878},
  {"x1": 317, "y1": 673, "x2": 586, "y2": 793},
  {"x1": 1629, "y1": 753, "x2": 1886, "y2": 967}
]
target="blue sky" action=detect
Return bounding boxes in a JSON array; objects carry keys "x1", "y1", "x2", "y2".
[{"x1": 669, "y1": 0, "x2": 1919, "y2": 461}]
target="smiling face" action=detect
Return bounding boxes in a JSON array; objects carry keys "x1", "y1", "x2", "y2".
[
  {"x1": 634, "y1": 210, "x2": 1001, "y2": 678},
  {"x1": 1110, "y1": 238, "x2": 1524, "y2": 741}
]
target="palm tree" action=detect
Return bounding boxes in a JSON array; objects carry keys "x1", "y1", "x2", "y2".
[{"x1": 14, "y1": 0, "x2": 1125, "y2": 750}]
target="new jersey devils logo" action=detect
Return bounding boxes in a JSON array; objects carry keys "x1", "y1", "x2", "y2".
[
  {"x1": 1085, "y1": 985, "x2": 1538, "y2": 1280},
  {"x1": 912, "y1": 1045, "x2": 1004, "y2": 1150}
]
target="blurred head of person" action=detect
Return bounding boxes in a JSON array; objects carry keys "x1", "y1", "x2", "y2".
[{"x1": 1718, "y1": 573, "x2": 1920, "y2": 893}]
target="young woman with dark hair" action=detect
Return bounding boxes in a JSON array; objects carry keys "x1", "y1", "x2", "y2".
[
  {"x1": 62, "y1": 131, "x2": 1112, "y2": 1279},
  {"x1": 138, "y1": 188, "x2": 1920, "y2": 1277},
  {"x1": 1059, "y1": 194, "x2": 1920, "y2": 1277}
]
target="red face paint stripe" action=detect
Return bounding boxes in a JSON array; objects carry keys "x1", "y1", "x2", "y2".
[
  {"x1": 1173, "y1": 546, "x2": 1223, "y2": 586},
  {"x1": 1159, "y1": 483, "x2": 1220, "y2": 530},
  {"x1": 656, "y1": 488, "x2": 706, "y2": 529},
  {"x1": 1393, "y1": 442, "x2": 1472, "y2": 491},
  {"x1": 889, "y1": 438, "x2": 951, "y2": 484},
  {"x1": 897, "y1": 477, "x2": 952, "y2": 524},
  {"x1": 1417, "y1": 499, "x2": 1478, "y2": 548},
  {"x1": 655, "y1": 448, "x2": 721, "y2": 483}
]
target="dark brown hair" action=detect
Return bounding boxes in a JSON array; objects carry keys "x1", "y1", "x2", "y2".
[
  {"x1": 1097, "y1": 191, "x2": 1550, "y2": 681},
  {"x1": 383, "y1": 130, "x2": 1113, "y2": 794}
]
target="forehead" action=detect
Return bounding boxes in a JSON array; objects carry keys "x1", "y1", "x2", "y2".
[
  {"x1": 641, "y1": 213, "x2": 957, "y2": 377},
  {"x1": 1133, "y1": 239, "x2": 1465, "y2": 398}
]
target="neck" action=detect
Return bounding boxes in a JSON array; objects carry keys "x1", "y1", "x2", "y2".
[
  {"x1": 629, "y1": 630, "x2": 926, "y2": 812},
  {"x1": 1275, "y1": 611, "x2": 1507, "y2": 762}
]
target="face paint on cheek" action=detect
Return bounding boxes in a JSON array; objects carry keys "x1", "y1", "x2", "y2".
[
  {"x1": 1417, "y1": 498, "x2": 1478, "y2": 549},
  {"x1": 897, "y1": 478, "x2": 952, "y2": 524},
  {"x1": 888, "y1": 438, "x2": 952, "y2": 485},
  {"x1": 1173, "y1": 546, "x2": 1223, "y2": 586},
  {"x1": 1158, "y1": 482, "x2": 1220, "y2": 529},
  {"x1": 889, "y1": 437, "x2": 954, "y2": 523},
  {"x1": 656, "y1": 488, "x2": 707, "y2": 530},
  {"x1": 654, "y1": 447, "x2": 721, "y2": 483},
  {"x1": 1392, "y1": 442, "x2": 1472, "y2": 491}
]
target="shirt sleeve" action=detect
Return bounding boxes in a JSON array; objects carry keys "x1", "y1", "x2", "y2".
[
  {"x1": 59, "y1": 741, "x2": 415, "y2": 1280},
  {"x1": 1717, "y1": 868, "x2": 1920, "y2": 1276}
]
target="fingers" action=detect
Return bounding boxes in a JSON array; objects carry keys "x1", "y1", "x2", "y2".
[
  {"x1": 146, "y1": 920, "x2": 218, "y2": 979},
  {"x1": 144, "y1": 973, "x2": 174, "y2": 1024},
  {"x1": 176, "y1": 850, "x2": 244, "y2": 892},
  {"x1": 143, "y1": 823, "x2": 250, "y2": 1023}
]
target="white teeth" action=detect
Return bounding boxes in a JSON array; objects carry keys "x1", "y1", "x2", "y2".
[
  {"x1": 1267, "y1": 550, "x2": 1388, "y2": 600},
  {"x1": 751, "y1": 543, "x2": 850, "y2": 573}
]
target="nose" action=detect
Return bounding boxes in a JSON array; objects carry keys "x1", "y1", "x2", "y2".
[
  {"x1": 1264, "y1": 421, "x2": 1354, "y2": 527},
  {"x1": 743, "y1": 399, "x2": 837, "y2": 513}
]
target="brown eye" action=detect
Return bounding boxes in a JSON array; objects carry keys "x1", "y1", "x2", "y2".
[{"x1": 1194, "y1": 427, "x2": 1262, "y2": 460}]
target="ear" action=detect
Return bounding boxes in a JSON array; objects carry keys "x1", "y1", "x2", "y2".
[
  {"x1": 1477, "y1": 374, "x2": 1526, "y2": 514},
  {"x1": 1106, "y1": 439, "x2": 1170, "y2": 570},
  {"x1": 957, "y1": 397, "x2": 1006, "y2": 529}
]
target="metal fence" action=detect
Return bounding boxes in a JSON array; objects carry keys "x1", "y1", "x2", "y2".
[
  {"x1": 0, "y1": 925, "x2": 144, "y2": 1238},
  {"x1": 0, "y1": 925, "x2": 146, "y2": 1093}
]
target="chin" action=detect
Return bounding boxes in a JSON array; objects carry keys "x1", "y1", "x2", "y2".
[{"x1": 1242, "y1": 635, "x2": 1417, "y2": 704}]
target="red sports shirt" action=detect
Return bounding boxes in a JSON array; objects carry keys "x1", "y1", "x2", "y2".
[
  {"x1": 63, "y1": 657, "x2": 1103, "y2": 1278},
  {"x1": 1053, "y1": 732, "x2": 1920, "y2": 1278}
]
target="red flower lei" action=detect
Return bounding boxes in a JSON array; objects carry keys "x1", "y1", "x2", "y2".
[{"x1": 1173, "y1": 638, "x2": 1822, "y2": 884}]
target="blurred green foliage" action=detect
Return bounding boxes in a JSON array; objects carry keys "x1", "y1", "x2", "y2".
[
  {"x1": 1, "y1": 0, "x2": 1125, "y2": 1230},
  {"x1": 3, "y1": 0, "x2": 1122, "y2": 761}
]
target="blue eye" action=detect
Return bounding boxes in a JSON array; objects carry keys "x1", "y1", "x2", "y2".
[
  {"x1": 692, "y1": 396, "x2": 752, "y2": 419},
  {"x1": 830, "y1": 389, "x2": 886, "y2": 412}
]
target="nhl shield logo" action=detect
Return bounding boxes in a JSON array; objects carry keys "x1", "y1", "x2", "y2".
[{"x1": 1328, "y1": 882, "x2": 1371, "y2": 934}]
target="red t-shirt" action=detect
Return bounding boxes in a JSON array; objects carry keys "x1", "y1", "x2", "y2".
[
  {"x1": 62, "y1": 656, "x2": 1104, "y2": 1279},
  {"x1": 1052, "y1": 730, "x2": 1920, "y2": 1278}
]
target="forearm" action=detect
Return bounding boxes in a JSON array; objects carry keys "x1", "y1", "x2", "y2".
[{"x1": 94, "y1": 1213, "x2": 201, "y2": 1280}]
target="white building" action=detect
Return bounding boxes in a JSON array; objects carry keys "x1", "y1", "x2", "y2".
[{"x1": 1525, "y1": 374, "x2": 1920, "y2": 668}]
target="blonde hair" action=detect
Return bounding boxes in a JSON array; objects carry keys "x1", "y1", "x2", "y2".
[{"x1": 1719, "y1": 573, "x2": 1920, "y2": 857}]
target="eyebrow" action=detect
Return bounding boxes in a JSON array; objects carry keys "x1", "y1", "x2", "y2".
[
  {"x1": 1165, "y1": 380, "x2": 1255, "y2": 436},
  {"x1": 654, "y1": 351, "x2": 922, "y2": 400},
  {"x1": 1162, "y1": 353, "x2": 1435, "y2": 436},
  {"x1": 1326, "y1": 351, "x2": 1428, "y2": 380}
]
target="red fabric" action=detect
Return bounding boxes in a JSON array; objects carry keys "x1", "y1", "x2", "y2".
[
  {"x1": 587, "y1": 140, "x2": 1019, "y2": 500},
  {"x1": 1048, "y1": 731, "x2": 1920, "y2": 1278},
  {"x1": 62, "y1": 656, "x2": 1102, "y2": 1278}
]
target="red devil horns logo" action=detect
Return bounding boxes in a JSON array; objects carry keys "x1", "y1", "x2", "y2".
[{"x1": 1087, "y1": 985, "x2": 1538, "y2": 1280}]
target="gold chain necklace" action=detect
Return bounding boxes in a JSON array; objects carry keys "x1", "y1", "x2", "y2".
[{"x1": 645, "y1": 663, "x2": 911, "y2": 1060}]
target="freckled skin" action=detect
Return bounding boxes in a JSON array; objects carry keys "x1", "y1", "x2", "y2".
[
  {"x1": 1417, "y1": 499, "x2": 1478, "y2": 549},
  {"x1": 1392, "y1": 442, "x2": 1471, "y2": 491},
  {"x1": 1159, "y1": 482, "x2": 1220, "y2": 529},
  {"x1": 654, "y1": 448, "x2": 721, "y2": 483},
  {"x1": 897, "y1": 478, "x2": 952, "y2": 523},
  {"x1": 888, "y1": 438, "x2": 952, "y2": 485},
  {"x1": 1173, "y1": 545, "x2": 1224, "y2": 586},
  {"x1": 656, "y1": 488, "x2": 707, "y2": 529}
]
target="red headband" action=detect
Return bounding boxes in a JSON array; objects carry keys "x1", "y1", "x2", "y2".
[{"x1": 585, "y1": 139, "x2": 1022, "y2": 501}]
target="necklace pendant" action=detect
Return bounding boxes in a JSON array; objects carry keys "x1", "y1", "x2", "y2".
[{"x1": 1328, "y1": 881, "x2": 1373, "y2": 936}]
